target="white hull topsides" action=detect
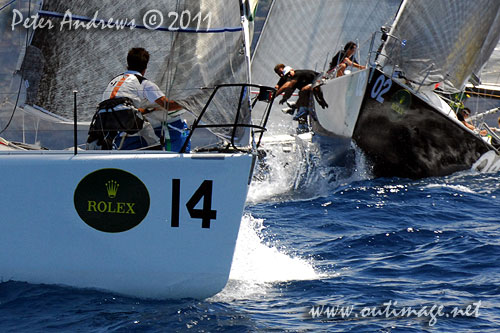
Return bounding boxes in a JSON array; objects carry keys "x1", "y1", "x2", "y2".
[
  {"x1": 0, "y1": 0, "x2": 274, "y2": 300},
  {"x1": 0, "y1": 151, "x2": 254, "y2": 299},
  {"x1": 312, "y1": 69, "x2": 369, "y2": 139}
]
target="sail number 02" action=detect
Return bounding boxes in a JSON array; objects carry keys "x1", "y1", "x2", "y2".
[
  {"x1": 371, "y1": 75, "x2": 393, "y2": 103},
  {"x1": 171, "y1": 179, "x2": 217, "y2": 229}
]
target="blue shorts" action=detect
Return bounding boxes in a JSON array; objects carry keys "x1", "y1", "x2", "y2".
[
  {"x1": 115, "y1": 119, "x2": 190, "y2": 152},
  {"x1": 155, "y1": 119, "x2": 190, "y2": 153}
]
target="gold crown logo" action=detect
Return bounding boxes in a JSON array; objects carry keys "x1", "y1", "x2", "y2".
[{"x1": 105, "y1": 180, "x2": 119, "y2": 198}]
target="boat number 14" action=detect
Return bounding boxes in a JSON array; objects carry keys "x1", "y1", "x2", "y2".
[
  {"x1": 371, "y1": 75, "x2": 392, "y2": 103},
  {"x1": 171, "y1": 179, "x2": 217, "y2": 229}
]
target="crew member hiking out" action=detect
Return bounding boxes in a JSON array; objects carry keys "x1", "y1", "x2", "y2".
[
  {"x1": 328, "y1": 41, "x2": 366, "y2": 77},
  {"x1": 273, "y1": 64, "x2": 328, "y2": 127}
]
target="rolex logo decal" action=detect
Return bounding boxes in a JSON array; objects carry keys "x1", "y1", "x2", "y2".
[
  {"x1": 74, "y1": 169, "x2": 150, "y2": 233},
  {"x1": 105, "y1": 180, "x2": 119, "y2": 198}
]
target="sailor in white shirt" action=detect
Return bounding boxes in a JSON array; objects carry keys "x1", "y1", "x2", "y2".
[{"x1": 90, "y1": 47, "x2": 189, "y2": 151}]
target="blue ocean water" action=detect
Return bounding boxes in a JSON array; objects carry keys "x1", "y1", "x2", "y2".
[{"x1": 1, "y1": 147, "x2": 499, "y2": 332}]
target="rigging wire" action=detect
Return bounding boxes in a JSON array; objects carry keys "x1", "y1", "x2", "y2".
[
  {"x1": 356, "y1": 0, "x2": 382, "y2": 48},
  {"x1": 159, "y1": 0, "x2": 183, "y2": 149},
  {"x1": 332, "y1": 0, "x2": 354, "y2": 64},
  {"x1": 251, "y1": 0, "x2": 276, "y2": 63},
  {"x1": 356, "y1": 0, "x2": 399, "y2": 62},
  {"x1": 0, "y1": 0, "x2": 31, "y2": 136},
  {"x1": 160, "y1": 1, "x2": 246, "y2": 149},
  {"x1": 326, "y1": 0, "x2": 387, "y2": 71}
]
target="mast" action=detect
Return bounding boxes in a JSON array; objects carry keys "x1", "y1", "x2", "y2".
[{"x1": 240, "y1": 0, "x2": 253, "y2": 83}]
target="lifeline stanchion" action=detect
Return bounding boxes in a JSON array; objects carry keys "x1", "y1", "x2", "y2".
[{"x1": 73, "y1": 90, "x2": 78, "y2": 155}]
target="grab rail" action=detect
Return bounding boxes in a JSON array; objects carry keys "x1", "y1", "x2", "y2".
[{"x1": 180, "y1": 83, "x2": 276, "y2": 153}]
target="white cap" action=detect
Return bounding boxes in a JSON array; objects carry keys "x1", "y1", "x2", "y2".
[{"x1": 282, "y1": 66, "x2": 292, "y2": 76}]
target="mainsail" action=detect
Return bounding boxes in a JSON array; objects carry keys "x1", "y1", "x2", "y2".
[
  {"x1": 251, "y1": 0, "x2": 402, "y2": 127},
  {"x1": 0, "y1": 0, "x2": 36, "y2": 113},
  {"x1": 381, "y1": 0, "x2": 500, "y2": 91},
  {"x1": 1, "y1": 0, "x2": 251, "y2": 147}
]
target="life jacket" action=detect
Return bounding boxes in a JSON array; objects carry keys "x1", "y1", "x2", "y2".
[{"x1": 86, "y1": 74, "x2": 147, "y2": 150}]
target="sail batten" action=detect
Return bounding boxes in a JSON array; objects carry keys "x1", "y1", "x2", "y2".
[{"x1": 37, "y1": 10, "x2": 243, "y2": 33}]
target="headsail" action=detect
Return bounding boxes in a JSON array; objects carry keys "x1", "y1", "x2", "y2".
[
  {"x1": 1, "y1": 0, "x2": 251, "y2": 147},
  {"x1": 251, "y1": 0, "x2": 401, "y2": 126},
  {"x1": 381, "y1": 0, "x2": 500, "y2": 91}
]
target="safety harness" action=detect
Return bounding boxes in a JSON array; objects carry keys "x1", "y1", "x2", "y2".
[{"x1": 86, "y1": 74, "x2": 146, "y2": 150}]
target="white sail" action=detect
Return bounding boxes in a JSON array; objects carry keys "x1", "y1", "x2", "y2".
[
  {"x1": 250, "y1": 0, "x2": 401, "y2": 167},
  {"x1": 480, "y1": 40, "x2": 500, "y2": 85},
  {"x1": 352, "y1": 0, "x2": 500, "y2": 179},
  {"x1": 1, "y1": 0, "x2": 251, "y2": 147},
  {"x1": 251, "y1": 0, "x2": 401, "y2": 92},
  {"x1": 381, "y1": 0, "x2": 500, "y2": 91},
  {"x1": 0, "y1": 0, "x2": 39, "y2": 111}
]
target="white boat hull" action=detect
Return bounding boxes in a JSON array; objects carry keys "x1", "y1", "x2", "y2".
[
  {"x1": 473, "y1": 150, "x2": 500, "y2": 173},
  {"x1": 312, "y1": 69, "x2": 368, "y2": 139},
  {"x1": 0, "y1": 151, "x2": 254, "y2": 299},
  {"x1": 310, "y1": 69, "x2": 368, "y2": 164}
]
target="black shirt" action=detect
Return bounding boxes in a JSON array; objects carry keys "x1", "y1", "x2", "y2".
[
  {"x1": 276, "y1": 75, "x2": 289, "y2": 88},
  {"x1": 292, "y1": 70, "x2": 318, "y2": 90},
  {"x1": 329, "y1": 50, "x2": 358, "y2": 71}
]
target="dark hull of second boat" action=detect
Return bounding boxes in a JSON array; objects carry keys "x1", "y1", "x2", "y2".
[{"x1": 353, "y1": 68, "x2": 492, "y2": 179}]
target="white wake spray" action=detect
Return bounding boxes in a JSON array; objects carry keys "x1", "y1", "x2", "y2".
[
  {"x1": 248, "y1": 137, "x2": 372, "y2": 204},
  {"x1": 211, "y1": 214, "x2": 320, "y2": 301}
]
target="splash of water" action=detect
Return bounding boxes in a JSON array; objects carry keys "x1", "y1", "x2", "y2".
[
  {"x1": 210, "y1": 214, "x2": 319, "y2": 301},
  {"x1": 248, "y1": 138, "x2": 372, "y2": 204},
  {"x1": 248, "y1": 133, "x2": 325, "y2": 202},
  {"x1": 230, "y1": 214, "x2": 318, "y2": 282}
]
